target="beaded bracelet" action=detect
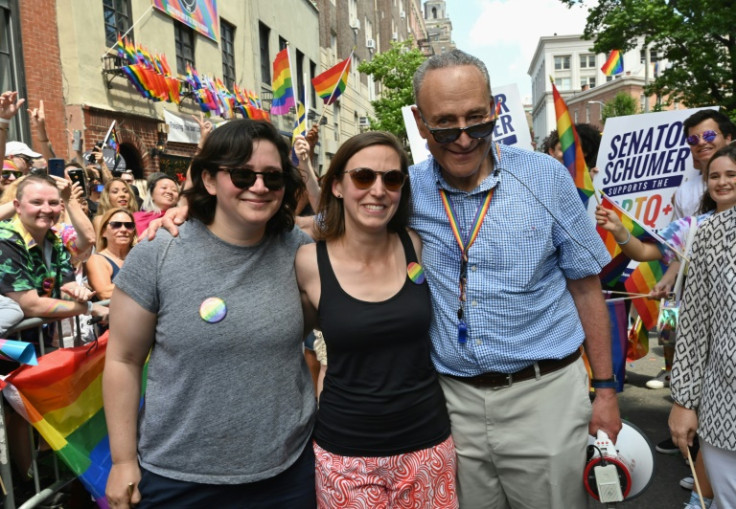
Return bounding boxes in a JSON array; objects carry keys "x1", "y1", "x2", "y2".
[{"x1": 616, "y1": 230, "x2": 632, "y2": 246}]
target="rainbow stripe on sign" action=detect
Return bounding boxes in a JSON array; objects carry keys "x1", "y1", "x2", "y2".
[
  {"x1": 312, "y1": 57, "x2": 351, "y2": 105},
  {"x1": 550, "y1": 79, "x2": 594, "y2": 206},
  {"x1": 152, "y1": 0, "x2": 218, "y2": 41},
  {"x1": 271, "y1": 49, "x2": 295, "y2": 115}
]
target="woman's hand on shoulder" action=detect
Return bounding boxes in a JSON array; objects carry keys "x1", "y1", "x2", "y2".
[{"x1": 144, "y1": 204, "x2": 189, "y2": 240}]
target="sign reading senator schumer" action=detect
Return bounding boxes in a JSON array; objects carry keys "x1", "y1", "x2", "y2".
[{"x1": 590, "y1": 107, "x2": 715, "y2": 230}]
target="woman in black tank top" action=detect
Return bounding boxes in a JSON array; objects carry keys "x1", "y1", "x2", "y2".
[{"x1": 295, "y1": 132, "x2": 458, "y2": 509}]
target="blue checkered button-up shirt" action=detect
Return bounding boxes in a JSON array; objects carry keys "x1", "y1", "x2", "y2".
[{"x1": 409, "y1": 144, "x2": 610, "y2": 375}]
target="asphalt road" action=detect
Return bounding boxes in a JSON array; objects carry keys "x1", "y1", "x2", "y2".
[{"x1": 586, "y1": 343, "x2": 697, "y2": 508}]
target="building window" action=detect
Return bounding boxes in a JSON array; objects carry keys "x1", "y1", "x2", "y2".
[
  {"x1": 103, "y1": 0, "x2": 132, "y2": 48},
  {"x1": 580, "y1": 76, "x2": 596, "y2": 89},
  {"x1": 310, "y1": 60, "x2": 317, "y2": 106},
  {"x1": 296, "y1": 49, "x2": 305, "y2": 104},
  {"x1": 279, "y1": 36, "x2": 287, "y2": 52},
  {"x1": 221, "y1": 20, "x2": 236, "y2": 89},
  {"x1": 259, "y1": 22, "x2": 270, "y2": 84},
  {"x1": 579, "y1": 54, "x2": 596, "y2": 68},
  {"x1": 554, "y1": 55, "x2": 570, "y2": 70},
  {"x1": 174, "y1": 22, "x2": 195, "y2": 75},
  {"x1": 557, "y1": 77, "x2": 572, "y2": 90}
]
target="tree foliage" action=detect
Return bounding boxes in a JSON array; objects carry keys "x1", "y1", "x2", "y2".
[
  {"x1": 602, "y1": 92, "x2": 638, "y2": 121},
  {"x1": 357, "y1": 40, "x2": 426, "y2": 144},
  {"x1": 559, "y1": 0, "x2": 736, "y2": 117}
]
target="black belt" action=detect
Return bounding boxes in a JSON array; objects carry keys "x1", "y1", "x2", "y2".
[{"x1": 445, "y1": 349, "x2": 582, "y2": 388}]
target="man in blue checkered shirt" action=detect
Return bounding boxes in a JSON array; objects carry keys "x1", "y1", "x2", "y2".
[{"x1": 409, "y1": 49, "x2": 621, "y2": 509}]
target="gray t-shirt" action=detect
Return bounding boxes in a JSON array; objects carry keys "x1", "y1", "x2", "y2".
[{"x1": 114, "y1": 219, "x2": 316, "y2": 484}]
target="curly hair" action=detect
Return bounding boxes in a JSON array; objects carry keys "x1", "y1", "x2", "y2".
[
  {"x1": 315, "y1": 131, "x2": 411, "y2": 241},
  {"x1": 183, "y1": 119, "x2": 304, "y2": 235}
]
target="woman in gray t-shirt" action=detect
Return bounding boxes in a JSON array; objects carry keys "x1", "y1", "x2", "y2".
[{"x1": 103, "y1": 120, "x2": 316, "y2": 508}]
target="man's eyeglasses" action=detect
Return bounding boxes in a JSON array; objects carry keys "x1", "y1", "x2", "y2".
[
  {"x1": 1, "y1": 170, "x2": 22, "y2": 180},
  {"x1": 221, "y1": 168, "x2": 285, "y2": 191},
  {"x1": 344, "y1": 168, "x2": 407, "y2": 192},
  {"x1": 686, "y1": 130, "x2": 720, "y2": 146},
  {"x1": 418, "y1": 111, "x2": 496, "y2": 144},
  {"x1": 108, "y1": 221, "x2": 136, "y2": 230}
]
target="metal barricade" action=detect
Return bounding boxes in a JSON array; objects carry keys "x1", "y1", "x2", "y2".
[{"x1": 1, "y1": 302, "x2": 109, "y2": 509}]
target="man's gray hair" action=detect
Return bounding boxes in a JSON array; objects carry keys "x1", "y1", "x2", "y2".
[{"x1": 412, "y1": 49, "x2": 492, "y2": 103}]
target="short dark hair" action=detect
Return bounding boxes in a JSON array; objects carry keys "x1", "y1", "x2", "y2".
[
  {"x1": 16, "y1": 174, "x2": 59, "y2": 201},
  {"x1": 184, "y1": 119, "x2": 304, "y2": 235},
  {"x1": 683, "y1": 110, "x2": 736, "y2": 139},
  {"x1": 542, "y1": 130, "x2": 559, "y2": 156},
  {"x1": 315, "y1": 131, "x2": 410, "y2": 241},
  {"x1": 700, "y1": 142, "x2": 736, "y2": 214},
  {"x1": 575, "y1": 123, "x2": 603, "y2": 168}
]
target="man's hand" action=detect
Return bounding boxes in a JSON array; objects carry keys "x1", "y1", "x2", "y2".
[
  {"x1": 589, "y1": 388, "x2": 622, "y2": 443},
  {"x1": 28, "y1": 99, "x2": 46, "y2": 131},
  {"x1": 61, "y1": 282, "x2": 95, "y2": 303},
  {"x1": 0, "y1": 91, "x2": 25, "y2": 120},
  {"x1": 52, "y1": 176, "x2": 72, "y2": 202},
  {"x1": 192, "y1": 112, "x2": 213, "y2": 149}
]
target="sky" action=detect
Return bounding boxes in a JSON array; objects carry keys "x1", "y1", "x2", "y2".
[{"x1": 442, "y1": 0, "x2": 591, "y2": 103}]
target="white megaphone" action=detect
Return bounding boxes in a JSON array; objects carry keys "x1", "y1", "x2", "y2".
[{"x1": 584, "y1": 421, "x2": 655, "y2": 503}]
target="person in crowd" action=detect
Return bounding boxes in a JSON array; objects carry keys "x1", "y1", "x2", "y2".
[
  {"x1": 0, "y1": 90, "x2": 25, "y2": 160},
  {"x1": 103, "y1": 119, "x2": 316, "y2": 508},
  {"x1": 406, "y1": 50, "x2": 619, "y2": 509},
  {"x1": 672, "y1": 110, "x2": 735, "y2": 221},
  {"x1": 542, "y1": 123, "x2": 602, "y2": 174},
  {"x1": 2, "y1": 159, "x2": 21, "y2": 194},
  {"x1": 5, "y1": 141, "x2": 41, "y2": 175},
  {"x1": 133, "y1": 172, "x2": 179, "y2": 235},
  {"x1": 85, "y1": 166, "x2": 105, "y2": 218},
  {"x1": 117, "y1": 169, "x2": 143, "y2": 208},
  {"x1": 597, "y1": 144, "x2": 736, "y2": 509},
  {"x1": 670, "y1": 144, "x2": 736, "y2": 509},
  {"x1": 86, "y1": 208, "x2": 137, "y2": 300},
  {"x1": 93, "y1": 178, "x2": 139, "y2": 232},
  {"x1": 296, "y1": 131, "x2": 457, "y2": 508}
]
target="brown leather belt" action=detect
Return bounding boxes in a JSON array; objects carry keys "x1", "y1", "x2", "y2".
[{"x1": 445, "y1": 349, "x2": 582, "y2": 389}]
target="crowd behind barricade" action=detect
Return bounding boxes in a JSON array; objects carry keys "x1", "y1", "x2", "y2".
[{"x1": 1, "y1": 48, "x2": 735, "y2": 509}]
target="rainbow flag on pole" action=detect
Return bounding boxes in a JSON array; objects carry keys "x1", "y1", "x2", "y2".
[
  {"x1": 312, "y1": 56, "x2": 351, "y2": 105},
  {"x1": 626, "y1": 316, "x2": 649, "y2": 362},
  {"x1": 601, "y1": 50, "x2": 624, "y2": 76},
  {"x1": 271, "y1": 48, "x2": 295, "y2": 115},
  {"x1": 291, "y1": 101, "x2": 307, "y2": 164},
  {"x1": 624, "y1": 260, "x2": 667, "y2": 330},
  {"x1": 550, "y1": 77, "x2": 595, "y2": 206}
]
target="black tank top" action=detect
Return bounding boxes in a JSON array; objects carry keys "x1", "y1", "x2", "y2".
[{"x1": 314, "y1": 230, "x2": 450, "y2": 456}]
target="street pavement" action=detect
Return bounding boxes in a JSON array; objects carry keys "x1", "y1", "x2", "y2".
[{"x1": 587, "y1": 342, "x2": 695, "y2": 508}]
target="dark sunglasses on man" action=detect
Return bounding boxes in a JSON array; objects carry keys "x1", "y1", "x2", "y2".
[
  {"x1": 2, "y1": 169, "x2": 22, "y2": 180},
  {"x1": 417, "y1": 110, "x2": 496, "y2": 144}
]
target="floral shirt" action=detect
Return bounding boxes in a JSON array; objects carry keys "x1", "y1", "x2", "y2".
[
  {"x1": 0, "y1": 217, "x2": 75, "y2": 298},
  {"x1": 657, "y1": 211, "x2": 713, "y2": 264}
]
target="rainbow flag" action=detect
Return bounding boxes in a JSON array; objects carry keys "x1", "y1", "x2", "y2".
[
  {"x1": 624, "y1": 260, "x2": 667, "y2": 330},
  {"x1": 626, "y1": 316, "x2": 649, "y2": 362},
  {"x1": 597, "y1": 194, "x2": 667, "y2": 285},
  {"x1": 271, "y1": 48, "x2": 295, "y2": 115},
  {"x1": 2, "y1": 333, "x2": 146, "y2": 508},
  {"x1": 312, "y1": 56, "x2": 351, "y2": 105},
  {"x1": 291, "y1": 101, "x2": 307, "y2": 165},
  {"x1": 601, "y1": 50, "x2": 624, "y2": 76},
  {"x1": 550, "y1": 78, "x2": 594, "y2": 206}
]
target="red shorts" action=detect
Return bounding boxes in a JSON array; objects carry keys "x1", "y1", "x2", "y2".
[{"x1": 314, "y1": 436, "x2": 458, "y2": 509}]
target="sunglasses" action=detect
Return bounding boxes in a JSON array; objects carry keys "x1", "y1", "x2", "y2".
[
  {"x1": 2, "y1": 170, "x2": 22, "y2": 179},
  {"x1": 221, "y1": 168, "x2": 286, "y2": 191},
  {"x1": 686, "y1": 130, "x2": 720, "y2": 146},
  {"x1": 345, "y1": 168, "x2": 407, "y2": 192},
  {"x1": 108, "y1": 221, "x2": 136, "y2": 230},
  {"x1": 418, "y1": 111, "x2": 496, "y2": 144}
]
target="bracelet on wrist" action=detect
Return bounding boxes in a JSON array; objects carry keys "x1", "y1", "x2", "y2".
[
  {"x1": 616, "y1": 230, "x2": 632, "y2": 246},
  {"x1": 591, "y1": 376, "x2": 618, "y2": 390},
  {"x1": 87, "y1": 301, "x2": 94, "y2": 314},
  {"x1": 0, "y1": 118, "x2": 10, "y2": 126}
]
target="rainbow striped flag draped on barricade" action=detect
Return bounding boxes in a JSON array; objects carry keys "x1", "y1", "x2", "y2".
[
  {"x1": 115, "y1": 36, "x2": 181, "y2": 104},
  {"x1": 550, "y1": 78, "x2": 595, "y2": 207},
  {"x1": 1, "y1": 332, "x2": 146, "y2": 508}
]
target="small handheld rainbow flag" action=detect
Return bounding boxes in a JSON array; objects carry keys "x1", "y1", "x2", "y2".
[
  {"x1": 626, "y1": 316, "x2": 649, "y2": 362},
  {"x1": 271, "y1": 48, "x2": 295, "y2": 115},
  {"x1": 550, "y1": 77, "x2": 595, "y2": 206},
  {"x1": 624, "y1": 260, "x2": 666, "y2": 330},
  {"x1": 312, "y1": 56, "x2": 351, "y2": 105},
  {"x1": 601, "y1": 50, "x2": 623, "y2": 76},
  {"x1": 291, "y1": 101, "x2": 307, "y2": 165}
]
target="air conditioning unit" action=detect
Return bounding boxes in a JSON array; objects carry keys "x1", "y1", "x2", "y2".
[
  {"x1": 350, "y1": 19, "x2": 360, "y2": 30},
  {"x1": 359, "y1": 116, "x2": 370, "y2": 127},
  {"x1": 366, "y1": 39, "x2": 375, "y2": 49},
  {"x1": 400, "y1": 10, "x2": 406, "y2": 19},
  {"x1": 392, "y1": 32, "x2": 399, "y2": 41}
]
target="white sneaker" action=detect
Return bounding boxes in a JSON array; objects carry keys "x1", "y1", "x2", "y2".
[
  {"x1": 680, "y1": 476, "x2": 694, "y2": 490},
  {"x1": 646, "y1": 369, "x2": 670, "y2": 389}
]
